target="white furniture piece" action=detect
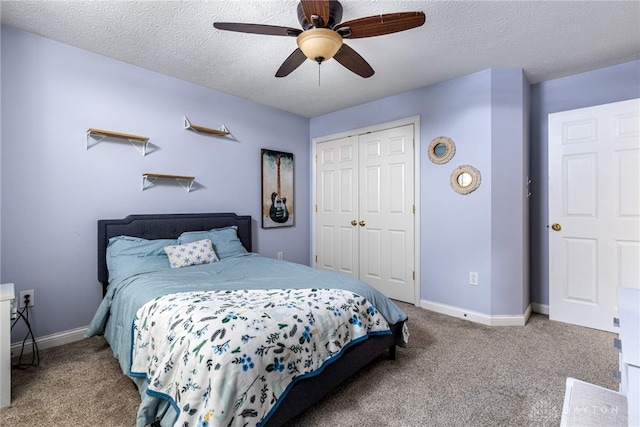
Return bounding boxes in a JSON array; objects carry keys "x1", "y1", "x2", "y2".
[
  {"x1": 561, "y1": 378, "x2": 627, "y2": 426},
  {"x1": 560, "y1": 286, "x2": 639, "y2": 427},
  {"x1": 0, "y1": 282, "x2": 15, "y2": 408},
  {"x1": 616, "y1": 287, "x2": 639, "y2": 426}
]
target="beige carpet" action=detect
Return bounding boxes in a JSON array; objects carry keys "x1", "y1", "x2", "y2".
[{"x1": 1, "y1": 302, "x2": 618, "y2": 426}]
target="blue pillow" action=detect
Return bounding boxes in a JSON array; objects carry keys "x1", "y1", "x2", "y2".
[
  {"x1": 106, "y1": 235, "x2": 175, "y2": 280},
  {"x1": 177, "y1": 226, "x2": 247, "y2": 259}
]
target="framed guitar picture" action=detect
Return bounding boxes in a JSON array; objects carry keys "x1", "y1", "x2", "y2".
[{"x1": 261, "y1": 149, "x2": 294, "y2": 228}]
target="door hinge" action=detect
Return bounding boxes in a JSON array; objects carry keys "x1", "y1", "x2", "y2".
[
  {"x1": 413, "y1": 271, "x2": 415, "y2": 280},
  {"x1": 413, "y1": 205, "x2": 416, "y2": 214},
  {"x1": 315, "y1": 204, "x2": 318, "y2": 212},
  {"x1": 315, "y1": 255, "x2": 318, "y2": 263}
]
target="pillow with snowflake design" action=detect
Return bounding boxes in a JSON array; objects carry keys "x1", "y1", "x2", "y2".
[{"x1": 164, "y1": 239, "x2": 219, "y2": 268}]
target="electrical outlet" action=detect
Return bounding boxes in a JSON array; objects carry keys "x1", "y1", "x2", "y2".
[
  {"x1": 277, "y1": 251, "x2": 283, "y2": 261},
  {"x1": 469, "y1": 272, "x2": 478, "y2": 286},
  {"x1": 19, "y1": 289, "x2": 35, "y2": 308}
]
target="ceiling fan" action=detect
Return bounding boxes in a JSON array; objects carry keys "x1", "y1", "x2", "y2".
[{"x1": 213, "y1": 0, "x2": 426, "y2": 78}]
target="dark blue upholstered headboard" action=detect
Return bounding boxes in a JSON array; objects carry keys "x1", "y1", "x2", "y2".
[{"x1": 97, "y1": 213, "x2": 252, "y2": 292}]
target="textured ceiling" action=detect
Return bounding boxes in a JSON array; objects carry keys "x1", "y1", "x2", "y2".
[{"x1": 2, "y1": 1, "x2": 639, "y2": 118}]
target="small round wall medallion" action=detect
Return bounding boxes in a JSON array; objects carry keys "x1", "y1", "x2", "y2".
[
  {"x1": 450, "y1": 164, "x2": 481, "y2": 195},
  {"x1": 427, "y1": 136, "x2": 456, "y2": 164}
]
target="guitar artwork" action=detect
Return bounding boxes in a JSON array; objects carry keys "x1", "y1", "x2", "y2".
[{"x1": 269, "y1": 154, "x2": 289, "y2": 223}]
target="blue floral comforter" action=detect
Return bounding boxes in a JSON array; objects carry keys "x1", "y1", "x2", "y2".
[
  {"x1": 86, "y1": 253, "x2": 408, "y2": 426},
  {"x1": 130, "y1": 288, "x2": 391, "y2": 427}
]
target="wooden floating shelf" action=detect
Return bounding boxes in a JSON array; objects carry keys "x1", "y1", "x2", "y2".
[
  {"x1": 143, "y1": 173, "x2": 195, "y2": 192},
  {"x1": 184, "y1": 116, "x2": 229, "y2": 136},
  {"x1": 87, "y1": 128, "x2": 150, "y2": 156},
  {"x1": 87, "y1": 128, "x2": 149, "y2": 141},
  {"x1": 143, "y1": 173, "x2": 195, "y2": 180}
]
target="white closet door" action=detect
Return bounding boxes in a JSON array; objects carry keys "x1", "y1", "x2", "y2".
[
  {"x1": 315, "y1": 124, "x2": 415, "y2": 304},
  {"x1": 359, "y1": 124, "x2": 415, "y2": 303},
  {"x1": 316, "y1": 135, "x2": 359, "y2": 278}
]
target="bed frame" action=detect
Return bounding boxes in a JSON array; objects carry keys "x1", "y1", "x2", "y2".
[{"x1": 97, "y1": 212, "x2": 402, "y2": 426}]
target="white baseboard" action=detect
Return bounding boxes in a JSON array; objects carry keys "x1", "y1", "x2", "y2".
[
  {"x1": 420, "y1": 300, "x2": 532, "y2": 326},
  {"x1": 531, "y1": 303, "x2": 549, "y2": 315},
  {"x1": 9, "y1": 302, "x2": 548, "y2": 355},
  {"x1": 9, "y1": 303, "x2": 547, "y2": 353},
  {"x1": 11, "y1": 326, "x2": 87, "y2": 356}
]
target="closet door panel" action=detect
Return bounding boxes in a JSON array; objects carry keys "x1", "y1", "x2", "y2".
[
  {"x1": 389, "y1": 229, "x2": 407, "y2": 283},
  {"x1": 361, "y1": 228, "x2": 382, "y2": 281},
  {"x1": 389, "y1": 163, "x2": 406, "y2": 213},
  {"x1": 316, "y1": 136, "x2": 359, "y2": 278},
  {"x1": 364, "y1": 165, "x2": 382, "y2": 213},
  {"x1": 359, "y1": 125, "x2": 415, "y2": 302}
]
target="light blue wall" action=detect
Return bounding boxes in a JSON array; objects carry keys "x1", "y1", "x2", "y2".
[
  {"x1": 2, "y1": 24, "x2": 638, "y2": 342},
  {"x1": 490, "y1": 69, "x2": 530, "y2": 315},
  {"x1": 313, "y1": 60, "x2": 640, "y2": 314},
  {"x1": 529, "y1": 60, "x2": 640, "y2": 306},
  {"x1": 311, "y1": 68, "x2": 529, "y2": 316},
  {"x1": 0, "y1": 26, "x2": 310, "y2": 341}
]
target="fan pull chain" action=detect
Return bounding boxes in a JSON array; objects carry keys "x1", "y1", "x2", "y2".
[{"x1": 318, "y1": 63, "x2": 321, "y2": 86}]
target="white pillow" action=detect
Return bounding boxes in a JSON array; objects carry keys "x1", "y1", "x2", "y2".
[{"x1": 164, "y1": 239, "x2": 219, "y2": 268}]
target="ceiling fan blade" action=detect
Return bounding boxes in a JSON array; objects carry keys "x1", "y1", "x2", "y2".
[
  {"x1": 335, "y1": 12, "x2": 426, "y2": 39},
  {"x1": 275, "y1": 48, "x2": 308, "y2": 78},
  {"x1": 333, "y1": 44, "x2": 374, "y2": 78},
  {"x1": 300, "y1": 0, "x2": 331, "y2": 28},
  {"x1": 214, "y1": 22, "x2": 302, "y2": 37}
]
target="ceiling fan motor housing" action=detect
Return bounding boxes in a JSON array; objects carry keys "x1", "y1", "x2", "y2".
[{"x1": 297, "y1": 1, "x2": 343, "y2": 29}]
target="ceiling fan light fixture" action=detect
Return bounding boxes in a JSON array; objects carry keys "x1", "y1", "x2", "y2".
[{"x1": 296, "y1": 28, "x2": 343, "y2": 63}]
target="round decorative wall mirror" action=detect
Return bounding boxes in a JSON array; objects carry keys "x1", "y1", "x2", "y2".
[
  {"x1": 427, "y1": 136, "x2": 456, "y2": 164},
  {"x1": 450, "y1": 164, "x2": 481, "y2": 195},
  {"x1": 457, "y1": 172, "x2": 473, "y2": 187}
]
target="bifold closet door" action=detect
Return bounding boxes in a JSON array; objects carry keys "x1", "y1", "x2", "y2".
[{"x1": 315, "y1": 125, "x2": 415, "y2": 303}]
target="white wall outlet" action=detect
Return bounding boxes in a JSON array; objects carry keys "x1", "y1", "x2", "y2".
[
  {"x1": 469, "y1": 272, "x2": 478, "y2": 286},
  {"x1": 277, "y1": 251, "x2": 283, "y2": 261},
  {"x1": 19, "y1": 289, "x2": 35, "y2": 308}
]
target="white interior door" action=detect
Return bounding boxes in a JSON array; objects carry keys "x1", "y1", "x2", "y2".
[
  {"x1": 549, "y1": 98, "x2": 640, "y2": 332},
  {"x1": 315, "y1": 124, "x2": 416, "y2": 303}
]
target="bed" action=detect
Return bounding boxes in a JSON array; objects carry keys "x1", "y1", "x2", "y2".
[{"x1": 85, "y1": 212, "x2": 408, "y2": 427}]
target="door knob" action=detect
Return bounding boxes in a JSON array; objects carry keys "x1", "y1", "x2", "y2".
[
  {"x1": 351, "y1": 220, "x2": 357, "y2": 226},
  {"x1": 359, "y1": 220, "x2": 366, "y2": 227},
  {"x1": 551, "y1": 223, "x2": 562, "y2": 231}
]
